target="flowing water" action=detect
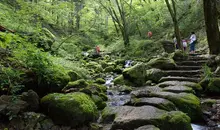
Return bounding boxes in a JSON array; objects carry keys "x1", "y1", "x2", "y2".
[{"x1": 191, "y1": 124, "x2": 220, "y2": 130}]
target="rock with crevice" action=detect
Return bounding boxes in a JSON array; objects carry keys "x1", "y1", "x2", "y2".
[{"x1": 163, "y1": 86, "x2": 194, "y2": 93}]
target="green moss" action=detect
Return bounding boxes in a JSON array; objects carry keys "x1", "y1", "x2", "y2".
[
  {"x1": 113, "y1": 75, "x2": 125, "y2": 85},
  {"x1": 171, "y1": 50, "x2": 189, "y2": 61},
  {"x1": 41, "y1": 92, "x2": 98, "y2": 127},
  {"x1": 202, "y1": 99, "x2": 217, "y2": 108},
  {"x1": 159, "y1": 111, "x2": 192, "y2": 130},
  {"x1": 150, "y1": 92, "x2": 202, "y2": 121},
  {"x1": 99, "y1": 93, "x2": 108, "y2": 101},
  {"x1": 95, "y1": 78, "x2": 105, "y2": 84},
  {"x1": 123, "y1": 63, "x2": 147, "y2": 86},
  {"x1": 101, "y1": 107, "x2": 118, "y2": 123},
  {"x1": 113, "y1": 65, "x2": 123, "y2": 74},
  {"x1": 146, "y1": 68, "x2": 166, "y2": 83},
  {"x1": 62, "y1": 79, "x2": 88, "y2": 91},
  {"x1": 91, "y1": 94, "x2": 106, "y2": 110},
  {"x1": 147, "y1": 57, "x2": 176, "y2": 70},
  {"x1": 100, "y1": 61, "x2": 108, "y2": 69},
  {"x1": 104, "y1": 66, "x2": 114, "y2": 72},
  {"x1": 207, "y1": 78, "x2": 220, "y2": 93},
  {"x1": 118, "y1": 85, "x2": 132, "y2": 94}
]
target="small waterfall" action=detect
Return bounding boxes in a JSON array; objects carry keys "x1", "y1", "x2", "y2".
[{"x1": 124, "y1": 60, "x2": 133, "y2": 68}]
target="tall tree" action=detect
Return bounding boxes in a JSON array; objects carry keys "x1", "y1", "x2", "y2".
[
  {"x1": 165, "y1": 0, "x2": 182, "y2": 49},
  {"x1": 203, "y1": 0, "x2": 220, "y2": 54},
  {"x1": 99, "y1": 0, "x2": 130, "y2": 46}
]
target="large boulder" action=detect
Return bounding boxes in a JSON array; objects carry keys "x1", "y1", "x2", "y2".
[
  {"x1": 20, "y1": 90, "x2": 39, "y2": 112},
  {"x1": 62, "y1": 79, "x2": 88, "y2": 92},
  {"x1": 147, "y1": 57, "x2": 176, "y2": 70},
  {"x1": 123, "y1": 63, "x2": 147, "y2": 86},
  {"x1": 105, "y1": 106, "x2": 192, "y2": 130},
  {"x1": 41, "y1": 92, "x2": 98, "y2": 127},
  {"x1": 146, "y1": 68, "x2": 166, "y2": 83}
]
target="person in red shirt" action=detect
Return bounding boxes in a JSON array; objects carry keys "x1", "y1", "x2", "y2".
[
  {"x1": 147, "y1": 31, "x2": 152, "y2": 38},
  {"x1": 96, "y1": 46, "x2": 100, "y2": 54}
]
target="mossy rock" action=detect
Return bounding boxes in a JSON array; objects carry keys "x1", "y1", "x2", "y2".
[
  {"x1": 99, "y1": 93, "x2": 108, "y2": 101},
  {"x1": 146, "y1": 68, "x2": 166, "y2": 83},
  {"x1": 62, "y1": 79, "x2": 88, "y2": 91},
  {"x1": 150, "y1": 92, "x2": 202, "y2": 121},
  {"x1": 113, "y1": 75, "x2": 125, "y2": 85},
  {"x1": 101, "y1": 107, "x2": 119, "y2": 123},
  {"x1": 91, "y1": 94, "x2": 106, "y2": 110},
  {"x1": 113, "y1": 65, "x2": 123, "y2": 74},
  {"x1": 41, "y1": 92, "x2": 98, "y2": 127},
  {"x1": 100, "y1": 61, "x2": 108, "y2": 69},
  {"x1": 104, "y1": 66, "x2": 114, "y2": 73},
  {"x1": 118, "y1": 85, "x2": 132, "y2": 94},
  {"x1": 206, "y1": 78, "x2": 220, "y2": 93},
  {"x1": 115, "y1": 59, "x2": 126, "y2": 65},
  {"x1": 147, "y1": 57, "x2": 176, "y2": 70},
  {"x1": 80, "y1": 83, "x2": 107, "y2": 96},
  {"x1": 68, "y1": 71, "x2": 81, "y2": 81},
  {"x1": 123, "y1": 63, "x2": 148, "y2": 87},
  {"x1": 172, "y1": 50, "x2": 188, "y2": 61},
  {"x1": 86, "y1": 62, "x2": 103, "y2": 72},
  {"x1": 94, "y1": 78, "x2": 105, "y2": 84}
]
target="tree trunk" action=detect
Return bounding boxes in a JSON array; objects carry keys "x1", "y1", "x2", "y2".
[
  {"x1": 203, "y1": 0, "x2": 220, "y2": 54},
  {"x1": 165, "y1": 0, "x2": 182, "y2": 49}
]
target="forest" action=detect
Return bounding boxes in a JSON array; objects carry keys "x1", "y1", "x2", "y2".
[{"x1": 0, "y1": 0, "x2": 220, "y2": 130}]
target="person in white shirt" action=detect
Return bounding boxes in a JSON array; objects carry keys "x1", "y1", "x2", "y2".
[{"x1": 189, "y1": 32, "x2": 197, "y2": 54}]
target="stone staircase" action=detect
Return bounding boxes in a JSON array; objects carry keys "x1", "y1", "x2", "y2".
[{"x1": 160, "y1": 54, "x2": 208, "y2": 83}]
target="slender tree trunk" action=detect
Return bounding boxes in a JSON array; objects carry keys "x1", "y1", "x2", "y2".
[
  {"x1": 165, "y1": 0, "x2": 182, "y2": 49},
  {"x1": 203, "y1": 0, "x2": 220, "y2": 54}
]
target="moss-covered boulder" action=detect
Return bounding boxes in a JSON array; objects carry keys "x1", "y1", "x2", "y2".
[
  {"x1": 95, "y1": 78, "x2": 105, "y2": 84},
  {"x1": 113, "y1": 65, "x2": 123, "y2": 74},
  {"x1": 206, "y1": 78, "x2": 220, "y2": 93},
  {"x1": 113, "y1": 75, "x2": 125, "y2": 85},
  {"x1": 118, "y1": 85, "x2": 132, "y2": 94},
  {"x1": 104, "y1": 66, "x2": 114, "y2": 73},
  {"x1": 86, "y1": 61, "x2": 103, "y2": 72},
  {"x1": 68, "y1": 71, "x2": 81, "y2": 81},
  {"x1": 91, "y1": 95, "x2": 106, "y2": 110},
  {"x1": 147, "y1": 57, "x2": 176, "y2": 70},
  {"x1": 172, "y1": 50, "x2": 188, "y2": 61},
  {"x1": 41, "y1": 92, "x2": 98, "y2": 127},
  {"x1": 62, "y1": 79, "x2": 88, "y2": 92},
  {"x1": 123, "y1": 63, "x2": 147, "y2": 86},
  {"x1": 146, "y1": 68, "x2": 166, "y2": 83},
  {"x1": 149, "y1": 92, "x2": 202, "y2": 121}
]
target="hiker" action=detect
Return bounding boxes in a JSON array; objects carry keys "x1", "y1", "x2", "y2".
[
  {"x1": 189, "y1": 32, "x2": 197, "y2": 54},
  {"x1": 147, "y1": 31, "x2": 152, "y2": 38},
  {"x1": 173, "y1": 35, "x2": 178, "y2": 49},
  {"x1": 182, "y1": 38, "x2": 187, "y2": 51},
  {"x1": 96, "y1": 46, "x2": 100, "y2": 55}
]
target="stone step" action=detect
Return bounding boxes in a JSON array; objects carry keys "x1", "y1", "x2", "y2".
[
  {"x1": 126, "y1": 97, "x2": 176, "y2": 111},
  {"x1": 174, "y1": 65, "x2": 202, "y2": 70},
  {"x1": 159, "y1": 76, "x2": 200, "y2": 83},
  {"x1": 188, "y1": 56, "x2": 208, "y2": 61},
  {"x1": 176, "y1": 60, "x2": 207, "y2": 66},
  {"x1": 164, "y1": 70, "x2": 202, "y2": 77}
]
